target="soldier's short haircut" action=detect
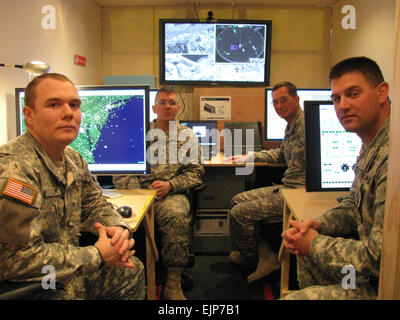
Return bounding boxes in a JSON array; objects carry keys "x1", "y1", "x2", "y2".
[
  {"x1": 24, "y1": 73, "x2": 75, "y2": 109},
  {"x1": 155, "y1": 86, "x2": 178, "y2": 103},
  {"x1": 272, "y1": 81, "x2": 298, "y2": 97},
  {"x1": 329, "y1": 56, "x2": 385, "y2": 88}
]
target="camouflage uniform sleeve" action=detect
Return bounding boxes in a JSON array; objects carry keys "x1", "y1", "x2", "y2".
[
  {"x1": 75, "y1": 155, "x2": 131, "y2": 235},
  {"x1": 309, "y1": 167, "x2": 386, "y2": 278},
  {"x1": 112, "y1": 175, "x2": 141, "y2": 189},
  {"x1": 0, "y1": 188, "x2": 103, "y2": 282},
  {"x1": 167, "y1": 126, "x2": 205, "y2": 193},
  {"x1": 249, "y1": 146, "x2": 284, "y2": 163},
  {"x1": 168, "y1": 162, "x2": 205, "y2": 193},
  {"x1": 316, "y1": 192, "x2": 359, "y2": 237}
]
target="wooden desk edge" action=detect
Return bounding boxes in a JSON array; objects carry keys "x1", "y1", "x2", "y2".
[{"x1": 109, "y1": 189, "x2": 157, "y2": 232}]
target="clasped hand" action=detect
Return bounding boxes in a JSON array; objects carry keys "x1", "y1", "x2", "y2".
[
  {"x1": 281, "y1": 219, "x2": 320, "y2": 257},
  {"x1": 94, "y1": 222, "x2": 136, "y2": 269}
]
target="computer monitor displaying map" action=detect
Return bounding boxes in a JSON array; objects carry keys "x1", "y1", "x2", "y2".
[
  {"x1": 304, "y1": 101, "x2": 362, "y2": 191},
  {"x1": 265, "y1": 88, "x2": 332, "y2": 140},
  {"x1": 159, "y1": 19, "x2": 272, "y2": 86},
  {"x1": 15, "y1": 85, "x2": 150, "y2": 175}
]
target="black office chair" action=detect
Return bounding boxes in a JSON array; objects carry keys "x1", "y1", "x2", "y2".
[
  {"x1": 180, "y1": 183, "x2": 206, "y2": 291},
  {"x1": 186, "y1": 182, "x2": 206, "y2": 266},
  {"x1": 149, "y1": 182, "x2": 206, "y2": 293}
]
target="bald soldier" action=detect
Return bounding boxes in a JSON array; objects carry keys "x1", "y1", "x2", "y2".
[{"x1": 0, "y1": 73, "x2": 145, "y2": 299}]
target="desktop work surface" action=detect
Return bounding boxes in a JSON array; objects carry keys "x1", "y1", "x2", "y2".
[
  {"x1": 278, "y1": 188, "x2": 347, "y2": 297},
  {"x1": 108, "y1": 189, "x2": 158, "y2": 300},
  {"x1": 203, "y1": 152, "x2": 286, "y2": 167}
]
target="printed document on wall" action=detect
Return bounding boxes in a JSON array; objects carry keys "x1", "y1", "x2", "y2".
[{"x1": 200, "y1": 96, "x2": 231, "y2": 120}]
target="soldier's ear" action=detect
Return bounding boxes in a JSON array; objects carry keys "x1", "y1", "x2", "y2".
[
  {"x1": 23, "y1": 106, "x2": 34, "y2": 128},
  {"x1": 376, "y1": 81, "x2": 389, "y2": 104}
]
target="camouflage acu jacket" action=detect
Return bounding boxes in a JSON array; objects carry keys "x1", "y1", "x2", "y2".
[
  {"x1": 0, "y1": 132, "x2": 130, "y2": 282},
  {"x1": 250, "y1": 109, "x2": 305, "y2": 187},
  {"x1": 312, "y1": 117, "x2": 390, "y2": 279},
  {"x1": 113, "y1": 121, "x2": 204, "y2": 192}
]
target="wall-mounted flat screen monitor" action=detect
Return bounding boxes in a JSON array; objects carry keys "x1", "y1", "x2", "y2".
[
  {"x1": 159, "y1": 19, "x2": 272, "y2": 86},
  {"x1": 15, "y1": 85, "x2": 150, "y2": 175},
  {"x1": 265, "y1": 88, "x2": 332, "y2": 141},
  {"x1": 223, "y1": 121, "x2": 263, "y2": 154},
  {"x1": 304, "y1": 101, "x2": 362, "y2": 192}
]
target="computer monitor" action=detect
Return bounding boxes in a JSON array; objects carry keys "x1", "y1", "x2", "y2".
[
  {"x1": 15, "y1": 85, "x2": 150, "y2": 175},
  {"x1": 149, "y1": 88, "x2": 158, "y2": 122},
  {"x1": 180, "y1": 120, "x2": 218, "y2": 158},
  {"x1": 223, "y1": 121, "x2": 263, "y2": 154},
  {"x1": 159, "y1": 19, "x2": 272, "y2": 86},
  {"x1": 304, "y1": 101, "x2": 362, "y2": 191},
  {"x1": 265, "y1": 88, "x2": 332, "y2": 141}
]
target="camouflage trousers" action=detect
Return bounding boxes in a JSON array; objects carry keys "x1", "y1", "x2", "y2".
[
  {"x1": 281, "y1": 255, "x2": 378, "y2": 300},
  {"x1": 33, "y1": 256, "x2": 145, "y2": 300},
  {"x1": 154, "y1": 193, "x2": 191, "y2": 267},
  {"x1": 229, "y1": 185, "x2": 287, "y2": 265}
]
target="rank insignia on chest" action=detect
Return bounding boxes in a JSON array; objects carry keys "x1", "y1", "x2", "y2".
[{"x1": 2, "y1": 178, "x2": 37, "y2": 205}]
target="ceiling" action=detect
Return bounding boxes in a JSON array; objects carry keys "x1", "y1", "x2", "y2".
[{"x1": 93, "y1": 0, "x2": 339, "y2": 7}]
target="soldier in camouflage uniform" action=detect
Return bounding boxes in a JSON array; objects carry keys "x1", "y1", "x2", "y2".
[
  {"x1": 228, "y1": 81, "x2": 306, "y2": 284},
  {"x1": 282, "y1": 57, "x2": 391, "y2": 299},
  {"x1": 113, "y1": 87, "x2": 204, "y2": 300},
  {"x1": 0, "y1": 73, "x2": 145, "y2": 299}
]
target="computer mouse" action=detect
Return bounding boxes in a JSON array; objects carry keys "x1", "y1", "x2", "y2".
[{"x1": 117, "y1": 206, "x2": 133, "y2": 218}]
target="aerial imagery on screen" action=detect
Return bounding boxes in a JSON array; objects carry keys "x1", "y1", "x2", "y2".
[{"x1": 164, "y1": 22, "x2": 266, "y2": 82}]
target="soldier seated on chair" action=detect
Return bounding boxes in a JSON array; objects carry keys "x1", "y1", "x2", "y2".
[
  {"x1": 0, "y1": 73, "x2": 145, "y2": 300},
  {"x1": 113, "y1": 86, "x2": 204, "y2": 300},
  {"x1": 282, "y1": 57, "x2": 390, "y2": 300},
  {"x1": 226, "y1": 81, "x2": 306, "y2": 284}
]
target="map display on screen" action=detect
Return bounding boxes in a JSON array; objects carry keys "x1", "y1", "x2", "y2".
[{"x1": 16, "y1": 87, "x2": 148, "y2": 174}]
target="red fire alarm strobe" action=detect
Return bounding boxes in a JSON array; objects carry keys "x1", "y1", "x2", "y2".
[{"x1": 73, "y1": 54, "x2": 86, "y2": 67}]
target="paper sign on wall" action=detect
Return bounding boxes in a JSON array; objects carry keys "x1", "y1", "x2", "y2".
[{"x1": 200, "y1": 96, "x2": 231, "y2": 120}]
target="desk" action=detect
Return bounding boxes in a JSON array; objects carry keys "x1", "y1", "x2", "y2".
[
  {"x1": 108, "y1": 189, "x2": 158, "y2": 300},
  {"x1": 203, "y1": 152, "x2": 286, "y2": 168},
  {"x1": 278, "y1": 188, "x2": 346, "y2": 298},
  {"x1": 193, "y1": 152, "x2": 286, "y2": 253}
]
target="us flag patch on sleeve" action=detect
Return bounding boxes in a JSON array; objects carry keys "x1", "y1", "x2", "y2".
[{"x1": 2, "y1": 178, "x2": 37, "y2": 204}]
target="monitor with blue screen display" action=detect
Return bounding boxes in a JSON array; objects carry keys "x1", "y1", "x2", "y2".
[{"x1": 15, "y1": 85, "x2": 150, "y2": 175}]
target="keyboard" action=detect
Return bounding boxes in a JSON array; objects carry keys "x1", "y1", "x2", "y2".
[{"x1": 101, "y1": 189, "x2": 122, "y2": 199}]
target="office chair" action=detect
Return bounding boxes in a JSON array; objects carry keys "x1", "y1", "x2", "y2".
[
  {"x1": 180, "y1": 182, "x2": 206, "y2": 291},
  {"x1": 151, "y1": 182, "x2": 206, "y2": 294}
]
